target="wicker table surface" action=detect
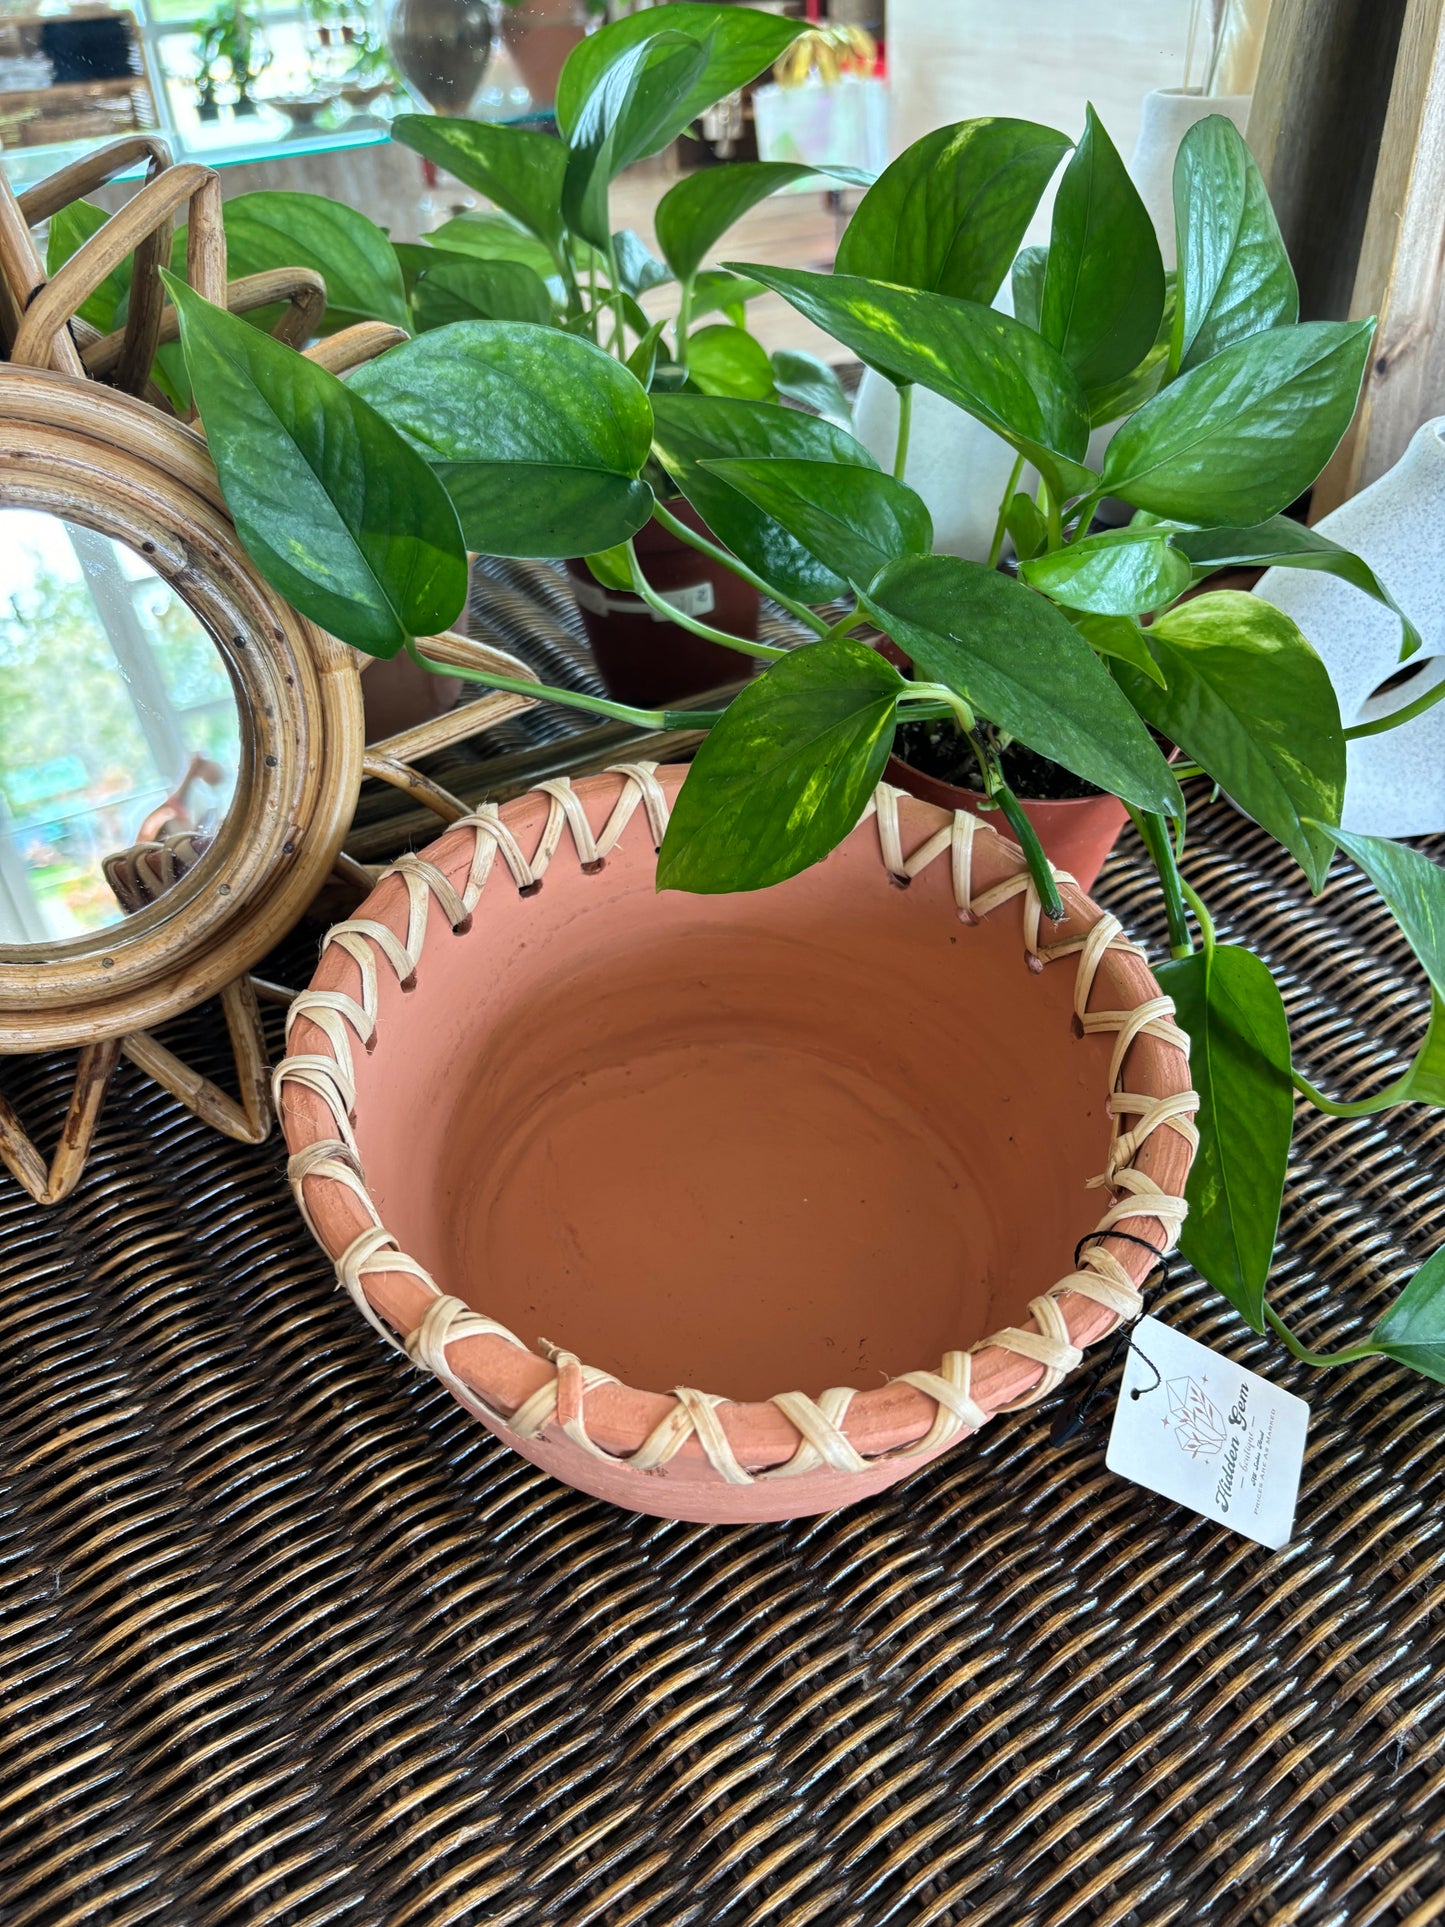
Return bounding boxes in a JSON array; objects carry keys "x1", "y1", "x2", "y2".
[{"x1": 3, "y1": 578, "x2": 1445, "y2": 1927}]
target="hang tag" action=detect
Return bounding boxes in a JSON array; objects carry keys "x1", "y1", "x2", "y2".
[
  {"x1": 570, "y1": 578, "x2": 717, "y2": 622},
  {"x1": 1105, "y1": 1316, "x2": 1309, "y2": 1549}
]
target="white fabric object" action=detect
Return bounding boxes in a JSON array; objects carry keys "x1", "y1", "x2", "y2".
[
  {"x1": 1126, "y1": 87, "x2": 1252, "y2": 270},
  {"x1": 1254, "y1": 418, "x2": 1445, "y2": 837}
]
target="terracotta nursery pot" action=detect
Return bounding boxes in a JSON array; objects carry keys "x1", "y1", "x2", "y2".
[
  {"x1": 278, "y1": 765, "x2": 1197, "y2": 1524},
  {"x1": 883, "y1": 753, "x2": 1130, "y2": 895},
  {"x1": 565, "y1": 501, "x2": 761, "y2": 709},
  {"x1": 874, "y1": 640, "x2": 1130, "y2": 890}
]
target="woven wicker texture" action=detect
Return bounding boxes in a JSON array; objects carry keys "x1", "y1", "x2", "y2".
[{"x1": 4, "y1": 645, "x2": 1445, "y2": 1918}]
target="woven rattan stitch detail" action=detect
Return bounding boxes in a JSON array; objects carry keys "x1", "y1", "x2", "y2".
[{"x1": 274, "y1": 766, "x2": 1200, "y2": 1484}]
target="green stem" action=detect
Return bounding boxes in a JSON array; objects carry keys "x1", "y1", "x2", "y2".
[
  {"x1": 1180, "y1": 878, "x2": 1215, "y2": 960},
  {"x1": 1345, "y1": 668, "x2": 1445, "y2": 740},
  {"x1": 987, "y1": 452, "x2": 1027, "y2": 571},
  {"x1": 405, "y1": 638, "x2": 724, "y2": 732},
  {"x1": 969, "y1": 731, "x2": 1062, "y2": 921},
  {"x1": 558, "y1": 239, "x2": 584, "y2": 321},
  {"x1": 1066, "y1": 489, "x2": 1104, "y2": 541},
  {"x1": 992, "y1": 778, "x2": 1065, "y2": 924},
  {"x1": 1264, "y1": 1304, "x2": 1378, "y2": 1368},
  {"x1": 1129, "y1": 806, "x2": 1192, "y2": 959},
  {"x1": 1289, "y1": 1064, "x2": 1409, "y2": 1119},
  {"x1": 824, "y1": 603, "x2": 866, "y2": 641},
  {"x1": 892, "y1": 699, "x2": 956, "y2": 722},
  {"x1": 1043, "y1": 482, "x2": 1064, "y2": 551},
  {"x1": 908, "y1": 680, "x2": 974, "y2": 731},
  {"x1": 625, "y1": 541, "x2": 787, "y2": 660},
  {"x1": 651, "y1": 500, "x2": 830, "y2": 638},
  {"x1": 675, "y1": 274, "x2": 694, "y2": 369},
  {"x1": 604, "y1": 235, "x2": 629, "y2": 359},
  {"x1": 892, "y1": 382, "x2": 913, "y2": 481}
]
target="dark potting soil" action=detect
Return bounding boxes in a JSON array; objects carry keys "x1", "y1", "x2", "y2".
[{"x1": 892, "y1": 720, "x2": 1103, "y2": 802}]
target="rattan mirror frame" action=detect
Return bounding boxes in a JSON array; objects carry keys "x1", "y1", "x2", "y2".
[
  {"x1": 0, "y1": 369, "x2": 365, "y2": 1049},
  {"x1": 0, "y1": 139, "x2": 540, "y2": 1202}
]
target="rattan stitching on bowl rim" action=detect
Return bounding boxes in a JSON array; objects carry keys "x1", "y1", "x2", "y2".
[{"x1": 276, "y1": 764, "x2": 1200, "y2": 1486}]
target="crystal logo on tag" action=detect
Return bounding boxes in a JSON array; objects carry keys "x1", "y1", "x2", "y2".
[
  {"x1": 1106, "y1": 1317, "x2": 1309, "y2": 1549},
  {"x1": 1166, "y1": 1376, "x2": 1228, "y2": 1459}
]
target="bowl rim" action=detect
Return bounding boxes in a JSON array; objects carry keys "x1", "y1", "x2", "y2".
[{"x1": 277, "y1": 762, "x2": 1198, "y2": 1491}]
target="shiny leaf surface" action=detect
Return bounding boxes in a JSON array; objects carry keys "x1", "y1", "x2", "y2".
[
  {"x1": 1041, "y1": 105, "x2": 1164, "y2": 393},
  {"x1": 1172, "y1": 114, "x2": 1297, "y2": 373},
  {"x1": 651, "y1": 393, "x2": 878, "y2": 602},
  {"x1": 166, "y1": 273, "x2": 465, "y2": 656},
  {"x1": 1157, "y1": 943, "x2": 1293, "y2": 1331},
  {"x1": 703, "y1": 457, "x2": 932, "y2": 581},
  {"x1": 729, "y1": 262, "x2": 1095, "y2": 500},
  {"x1": 862, "y1": 555, "x2": 1182, "y2": 814},
  {"x1": 352, "y1": 320, "x2": 654, "y2": 558},
  {"x1": 1123, "y1": 592, "x2": 1344, "y2": 889},
  {"x1": 1101, "y1": 321, "x2": 1374, "y2": 525},
  {"x1": 657, "y1": 638, "x2": 904, "y2": 893},
  {"x1": 836, "y1": 117, "x2": 1069, "y2": 301}
]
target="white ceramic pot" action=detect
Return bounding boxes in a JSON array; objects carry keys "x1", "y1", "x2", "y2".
[{"x1": 1254, "y1": 418, "x2": 1445, "y2": 837}]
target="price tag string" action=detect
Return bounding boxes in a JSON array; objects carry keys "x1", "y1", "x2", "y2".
[{"x1": 1049, "y1": 1230, "x2": 1171, "y2": 1446}]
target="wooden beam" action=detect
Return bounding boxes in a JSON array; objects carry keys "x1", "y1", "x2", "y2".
[
  {"x1": 1312, "y1": 0, "x2": 1445, "y2": 512},
  {"x1": 1248, "y1": 0, "x2": 1409, "y2": 320}
]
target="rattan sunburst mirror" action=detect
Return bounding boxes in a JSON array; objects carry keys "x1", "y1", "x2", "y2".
[{"x1": 0, "y1": 138, "x2": 537, "y2": 1203}]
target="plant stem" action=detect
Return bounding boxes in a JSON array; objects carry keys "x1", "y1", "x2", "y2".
[
  {"x1": 1289, "y1": 1064, "x2": 1408, "y2": 1118},
  {"x1": 987, "y1": 452, "x2": 1027, "y2": 570},
  {"x1": 1345, "y1": 668, "x2": 1445, "y2": 740},
  {"x1": 1264, "y1": 1303, "x2": 1378, "y2": 1368},
  {"x1": 404, "y1": 638, "x2": 724, "y2": 732},
  {"x1": 992, "y1": 779, "x2": 1065, "y2": 923},
  {"x1": 675, "y1": 273, "x2": 694, "y2": 368},
  {"x1": 1043, "y1": 482, "x2": 1064, "y2": 552},
  {"x1": 1129, "y1": 806, "x2": 1193, "y2": 959},
  {"x1": 1180, "y1": 878, "x2": 1215, "y2": 960},
  {"x1": 604, "y1": 235, "x2": 629, "y2": 359},
  {"x1": 892, "y1": 382, "x2": 913, "y2": 481},
  {"x1": 971, "y1": 731, "x2": 1063, "y2": 921},
  {"x1": 1066, "y1": 489, "x2": 1104, "y2": 540},
  {"x1": 893, "y1": 699, "x2": 956, "y2": 722},
  {"x1": 824, "y1": 603, "x2": 866, "y2": 641},
  {"x1": 651, "y1": 501, "x2": 830, "y2": 637},
  {"x1": 558, "y1": 239, "x2": 584, "y2": 321},
  {"x1": 908, "y1": 680, "x2": 974, "y2": 731},
  {"x1": 624, "y1": 542, "x2": 788, "y2": 660}
]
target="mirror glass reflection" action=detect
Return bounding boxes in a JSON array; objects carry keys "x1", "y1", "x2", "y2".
[{"x1": 0, "y1": 508, "x2": 240, "y2": 947}]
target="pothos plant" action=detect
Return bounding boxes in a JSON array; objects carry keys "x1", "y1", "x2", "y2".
[{"x1": 151, "y1": 3, "x2": 1445, "y2": 1388}]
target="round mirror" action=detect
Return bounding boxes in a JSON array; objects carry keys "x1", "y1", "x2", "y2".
[{"x1": 0, "y1": 507, "x2": 240, "y2": 948}]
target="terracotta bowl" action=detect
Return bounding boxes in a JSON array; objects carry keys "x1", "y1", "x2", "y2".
[{"x1": 278, "y1": 764, "x2": 1197, "y2": 1523}]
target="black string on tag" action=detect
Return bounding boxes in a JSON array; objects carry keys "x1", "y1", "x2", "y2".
[{"x1": 1049, "y1": 1231, "x2": 1172, "y2": 1447}]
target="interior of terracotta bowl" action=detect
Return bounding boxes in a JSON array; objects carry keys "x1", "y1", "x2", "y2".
[{"x1": 348, "y1": 798, "x2": 1119, "y2": 1404}]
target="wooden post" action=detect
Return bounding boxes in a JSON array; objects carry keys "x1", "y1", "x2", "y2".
[
  {"x1": 1249, "y1": 0, "x2": 1445, "y2": 512},
  {"x1": 1311, "y1": 0, "x2": 1445, "y2": 512},
  {"x1": 1247, "y1": 0, "x2": 1410, "y2": 322}
]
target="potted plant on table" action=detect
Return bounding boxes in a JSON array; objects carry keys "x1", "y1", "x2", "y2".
[
  {"x1": 381, "y1": 0, "x2": 867, "y2": 706},
  {"x1": 155, "y1": 5, "x2": 1445, "y2": 1515}
]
